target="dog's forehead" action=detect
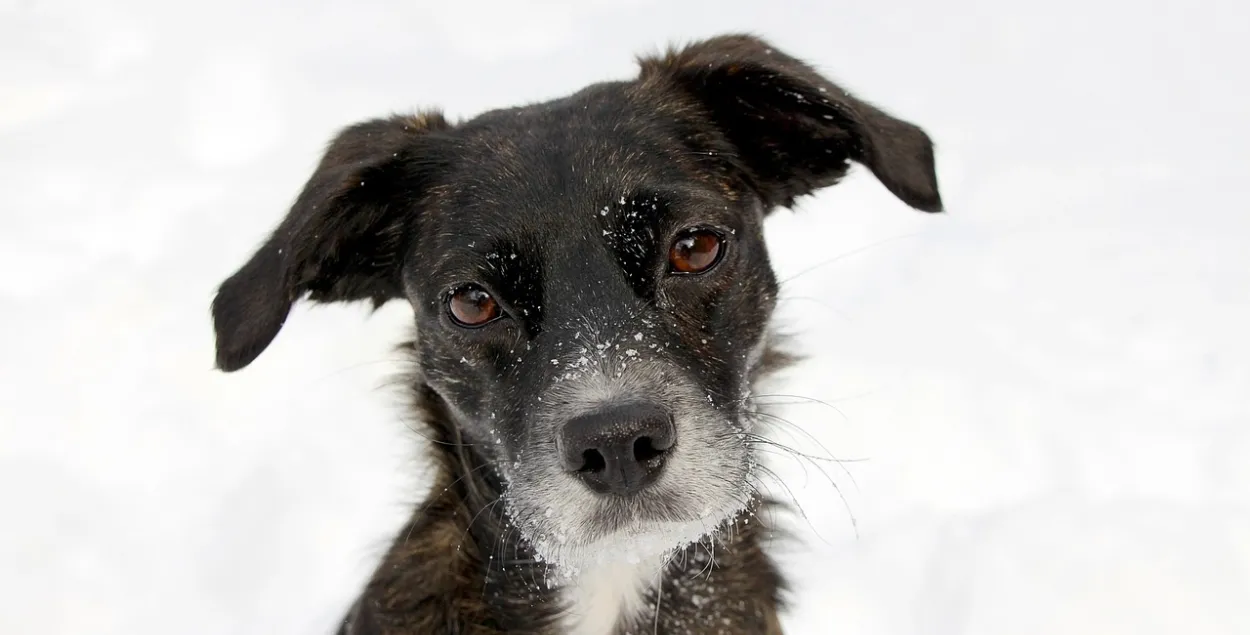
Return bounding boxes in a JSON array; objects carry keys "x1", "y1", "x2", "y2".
[{"x1": 429, "y1": 84, "x2": 700, "y2": 225}]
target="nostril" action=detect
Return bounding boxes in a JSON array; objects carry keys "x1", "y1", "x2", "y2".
[
  {"x1": 559, "y1": 403, "x2": 676, "y2": 494},
  {"x1": 580, "y1": 448, "x2": 606, "y2": 473},
  {"x1": 633, "y1": 436, "x2": 667, "y2": 462}
]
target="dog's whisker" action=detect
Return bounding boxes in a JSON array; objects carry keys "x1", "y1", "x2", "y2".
[
  {"x1": 777, "y1": 231, "x2": 930, "y2": 286},
  {"x1": 750, "y1": 465, "x2": 828, "y2": 544},
  {"x1": 301, "y1": 357, "x2": 412, "y2": 386},
  {"x1": 742, "y1": 393, "x2": 853, "y2": 424},
  {"x1": 403, "y1": 462, "x2": 492, "y2": 546},
  {"x1": 745, "y1": 431, "x2": 865, "y2": 498},
  {"x1": 485, "y1": 518, "x2": 521, "y2": 598},
  {"x1": 752, "y1": 444, "x2": 862, "y2": 523},
  {"x1": 652, "y1": 550, "x2": 675, "y2": 635},
  {"x1": 745, "y1": 411, "x2": 864, "y2": 493},
  {"x1": 455, "y1": 494, "x2": 505, "y2": 555},
  {"x1": 750, "y1": 472, "x2": 830, "y2": 550},
  {"x1": 764, "y1": 445, "x2": 859, "y2": 540},
  {"x1": 400, "y1": 418, "x2": 482, "y2": 447},
  {"x1": 744, "y1": 425, "x2": 864, "y2": 507},
  {"x1": 746, "y1": 388, "x2": 878, "y2": 407},
  {"x1": 743, "y1": 403, "x2": 859, "y2": 466},
  {"x1": 773, "y1": 294, "x2": 854, "y2": 323},
  {"x1": 728, "y1": 431, "x2": 866, "y2": 465}
]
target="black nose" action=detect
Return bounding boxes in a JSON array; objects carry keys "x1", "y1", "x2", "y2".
[{"x1": 558, "y1": 402, "x2": 676, "y2": 495}]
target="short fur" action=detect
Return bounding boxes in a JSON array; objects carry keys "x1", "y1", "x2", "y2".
[{"x1": 212, "y1": 34, "x2": 941, "y2": 634}]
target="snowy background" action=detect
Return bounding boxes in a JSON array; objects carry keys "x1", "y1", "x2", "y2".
[{"x1": 3, "y1": 0, "x2": 1249, "y2": 633}]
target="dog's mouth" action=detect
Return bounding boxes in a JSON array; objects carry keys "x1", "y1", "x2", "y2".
[{"x1": 511, "y1": 493, "x2": 753, "y2": 574}]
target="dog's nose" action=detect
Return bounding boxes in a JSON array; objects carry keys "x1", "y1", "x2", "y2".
[{"x1": 558, "y1": 402, "x2": 676, "y2": 495}]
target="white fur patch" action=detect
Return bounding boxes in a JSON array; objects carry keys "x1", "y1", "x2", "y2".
[{"x1": 561, "y1": 558, "x2": 660, "y2": 635}]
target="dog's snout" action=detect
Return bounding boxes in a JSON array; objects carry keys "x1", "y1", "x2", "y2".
[{"x1": 558, "y1": 403, "x2": 675, "y2": 495}]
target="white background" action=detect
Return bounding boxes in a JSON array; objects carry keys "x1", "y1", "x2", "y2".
[{"x1": 2, "y1": 1, "x2": 1248, "y2": 633}]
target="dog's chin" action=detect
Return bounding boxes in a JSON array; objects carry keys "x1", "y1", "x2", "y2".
[{"x1": 517, "y1": 490, "x2": 751, "y2": 576}]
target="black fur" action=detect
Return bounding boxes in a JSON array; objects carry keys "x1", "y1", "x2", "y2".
[{"x1": 212, "y1": 34, "x2": 940, "y2": 634}]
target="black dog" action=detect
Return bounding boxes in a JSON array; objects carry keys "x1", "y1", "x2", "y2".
[{"x1": 213, "y1": 34, "x2": 940, "y2": 635}]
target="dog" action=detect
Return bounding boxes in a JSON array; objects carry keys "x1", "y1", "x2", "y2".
[{"x1": 212, "y1": 34, "x2": 940, "y2": 634}]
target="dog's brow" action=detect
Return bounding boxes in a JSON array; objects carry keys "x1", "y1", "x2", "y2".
[
  {"x1": 424, "y1": 234, "x2": 545, "y2": 328},
  {"x1": 611, "y1": 188, "x2": 740, "y2": 234},
  {"x1": 474, "y1": 237, "x2": 542, "y2": 325}
]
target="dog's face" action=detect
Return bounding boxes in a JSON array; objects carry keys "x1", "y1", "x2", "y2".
[
  {"x1": 400, "y1": 94, "x2": 787, "y2": 568},
  {"x1": 212, "y1": 36, "x2": 941, "y2": 570}
]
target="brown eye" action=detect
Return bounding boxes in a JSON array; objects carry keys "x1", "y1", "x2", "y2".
[
  {"x1": 668, "y1": 229, "x2": 724, "y2": 274},
  {"x1": 447, "y1": 285, "x2": 501, "y2": 327}
]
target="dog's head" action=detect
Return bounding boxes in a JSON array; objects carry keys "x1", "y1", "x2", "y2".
[{"x1": 212, "y1": 35, "x2": 940, "y2": 570}]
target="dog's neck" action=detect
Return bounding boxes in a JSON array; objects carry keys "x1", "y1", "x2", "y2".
[{"x1": 338, "y1": 367, "x2": 788, "y2": 634}]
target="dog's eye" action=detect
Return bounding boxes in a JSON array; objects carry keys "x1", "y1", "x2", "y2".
[
  {"x1": 447, "y1": 285, "x2": 501, "y2": 327},
  {"x1": 668, "y1": 229, "x2": 724, "y2": 274}
]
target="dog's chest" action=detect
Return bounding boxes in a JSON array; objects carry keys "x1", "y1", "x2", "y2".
[{"x1": 560, "y1": 560, "x2": 657, "y2": 635}]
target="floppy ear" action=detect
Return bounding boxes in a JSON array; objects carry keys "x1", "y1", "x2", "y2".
[
  {"x1": 211, "y1": 112, "x2": 452, "y2": 372},
  {"x1": 638, "y1": 34, "x2": 942, "y2": 212}
]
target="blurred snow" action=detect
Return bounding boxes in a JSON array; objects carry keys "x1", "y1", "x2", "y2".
[{"x1": 2, "y1": 1, "x2": 1248, "y2": 633}]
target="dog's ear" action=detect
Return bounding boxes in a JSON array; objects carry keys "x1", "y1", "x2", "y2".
[
  {"x1": 211, "y1": 112, "x2": 452, "y2": 372},
  {"x1": 638, "y1": 34, "x2": 941, "y2": 212}
]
